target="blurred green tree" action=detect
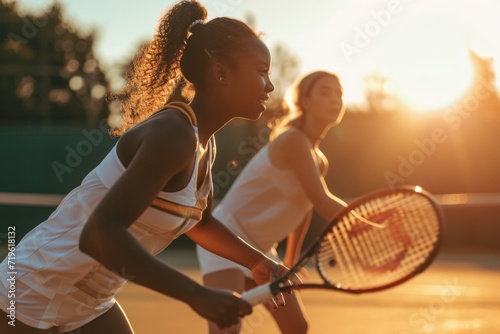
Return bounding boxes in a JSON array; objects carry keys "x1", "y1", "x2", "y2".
[
  {"x1": 268, "y1": 43, "x2": 300, "y2": 109},
  {"x1": 0, "y1": 1, "x2": 110, "y2": 125},
  {"x1": 362, "y1": 72, "x2": 402, "y2": 113}
]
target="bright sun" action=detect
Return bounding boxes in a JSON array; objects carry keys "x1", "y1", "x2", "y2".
[
  {"x1": 376, "y1": 7, "x2": 474, "y2": 112},
  {"x1": 300, "y1": 0, "x2": 500, "y2": 113}
]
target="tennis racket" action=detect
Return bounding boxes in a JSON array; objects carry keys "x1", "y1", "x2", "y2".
[{"x1": 242, "y1": 186, "x2": 443, "y2": 305}]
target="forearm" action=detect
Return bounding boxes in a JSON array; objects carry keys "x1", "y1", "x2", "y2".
[
  {"x1": 284, "y1": 235, "x2": 303, "y2": 267},
  {"x1": 79, "y1": 215, "x2": 201, "y2": 304},
  {"x1": 284, "y1": 211, "x2": 312, "y2": 266},
  {"x1": 187, "y1": 216, "x2": 266, "y2": 270}
]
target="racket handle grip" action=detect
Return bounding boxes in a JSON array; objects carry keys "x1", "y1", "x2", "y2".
[{"x1": 241, "y1": 283, "x2": 273, "y2": 306}]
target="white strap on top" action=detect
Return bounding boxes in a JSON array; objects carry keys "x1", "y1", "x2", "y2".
[
  {"x1": 163, "y1": 101, "x2": 197, "y2": 126},
  {"x1": 149, "y1": 102, "x2": 210, "y2": 220}
]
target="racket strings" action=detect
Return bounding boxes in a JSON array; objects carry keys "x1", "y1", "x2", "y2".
[
  {"x1": 346, "y1": 201, "x2": 436, "y2": 285},
  {"x1": 316, "y1": 193, "x2": 441, "y2": 290}
]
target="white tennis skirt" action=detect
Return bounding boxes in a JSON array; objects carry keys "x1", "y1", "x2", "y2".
[{"x1": 0, "y1": 171, "x2": 122, "y2": 332}]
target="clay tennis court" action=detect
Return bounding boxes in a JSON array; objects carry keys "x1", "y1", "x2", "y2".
[{"x1": 117, "y1": 249, "x2": 500, "y2": 334}]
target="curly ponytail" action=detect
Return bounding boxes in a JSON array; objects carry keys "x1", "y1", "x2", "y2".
[
  {"x1": 109, "y1": 0, "x2": 261, "y2": 136},
  {"x1": 109, "y1": 0, "x2": 207, "y2": 136}
]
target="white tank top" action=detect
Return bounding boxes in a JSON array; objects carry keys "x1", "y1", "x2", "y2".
[
  {"x1": 214, "y1": 141, "x2": 313, "y2": 253},
  {"x1": 96, "y1": 132, "x2": 214, "y2": 254}
]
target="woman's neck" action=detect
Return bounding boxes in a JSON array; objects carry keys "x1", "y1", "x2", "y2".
[{"x1": 189, "y1": 95, "x2": 232, "y2": 148}]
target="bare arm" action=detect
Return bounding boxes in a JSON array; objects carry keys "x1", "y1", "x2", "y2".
[
  {"x1": 272, "y1": 129, "x2": 346, "y2": 221},
  {"x1": 186, "y1": 195, "x2": 282, "y2": 284},
  {"x1": 282, "y1": 210, "x2": 313, "y2": 268},
  {"x1": 187, "y1": 195, "x2": 298, "y2": 308}
]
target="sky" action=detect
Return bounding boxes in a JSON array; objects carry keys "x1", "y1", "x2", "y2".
[{"x1": 10, "y1": 0, "x2": 500, "y2": 111}]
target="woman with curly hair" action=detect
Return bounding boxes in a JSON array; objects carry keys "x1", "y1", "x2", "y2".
[
  {"x1": 0, "y1": 1, "x2": 292, "y2": 333},
  {"x1": 197, "y1": 70, "x2": 347, "y2": 333}
]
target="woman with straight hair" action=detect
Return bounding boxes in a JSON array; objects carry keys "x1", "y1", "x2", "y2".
[{"x1": 197, "y1": 70, "x2": 347, "y2": 333}]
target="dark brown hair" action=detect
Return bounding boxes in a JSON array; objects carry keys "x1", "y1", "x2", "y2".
[{"x1": 109, "y1": 0, "x2": 259, "y2": 136}]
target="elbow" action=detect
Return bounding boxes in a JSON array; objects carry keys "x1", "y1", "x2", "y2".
[
  {"x1": 78, "y1": 218, "x2": 99, "y2": 259},
  {"x1": 78, "y1": 223, "x2": 92, "y2": 256}
]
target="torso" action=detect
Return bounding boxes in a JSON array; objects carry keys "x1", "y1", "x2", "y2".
[
  {"x1": 213, "y1": 128, "x2": 325, "y2": 252},
  {"x1": 116, "y1": 108, "x2": 211, "y2": 192}
]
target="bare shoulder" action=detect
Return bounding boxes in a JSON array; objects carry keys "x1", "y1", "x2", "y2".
[
  {"x1": 268, "y1": 127, "x2": 311, "y2": 168},
  {"x1": 144, "y1": 109, "x2": 197, "y2": 146},
  {"x1": 118, "y1": 109, "x2": 198, "y2": 168},
  {"x1": 273, "y1": 127, "x2": 311, "y2": 153}
]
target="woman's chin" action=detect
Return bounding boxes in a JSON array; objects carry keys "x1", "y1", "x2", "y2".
[{"x1": 247, "y1": 106, "x2": 266, "y2": 120}]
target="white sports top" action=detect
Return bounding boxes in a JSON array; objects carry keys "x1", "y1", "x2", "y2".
[
  {"x1": 214, "y1": 140, "x2": 313, "y2": 253},
  {"x1": 0, "y1": 103, "x2": 215, "y2": 331}
]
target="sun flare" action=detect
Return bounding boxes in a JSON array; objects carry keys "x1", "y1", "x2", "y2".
[
  {"x1": 300, "y1": 0, "x2": 500, "y2": 113},
  {"x1": 376, "y1": 9, "x2": 474, "y2": 112}
]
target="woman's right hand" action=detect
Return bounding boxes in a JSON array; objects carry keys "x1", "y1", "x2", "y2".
[{"x1": 189, "y1": 286, "x2": 253, "y2": 329}]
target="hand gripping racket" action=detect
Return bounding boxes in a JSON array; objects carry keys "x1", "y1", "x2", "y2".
[{"x1": 242, "y1": 186, "x2": 444, "y2": 305}]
